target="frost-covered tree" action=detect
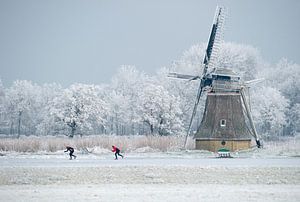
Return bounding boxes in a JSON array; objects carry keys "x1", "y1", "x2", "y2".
[
  {"x1": 286, "y1": 103, "x2": 300, "y2": 136},
  {"x1": 109, "y1": 65, "x2": 146, "y2": 135},
  {"x1": 217, "y1": 42, "x2": 263, "y2": 80},
  {"x1": 35, "y1": 83, "x2": 63, "y2": 136},
  {"x1": 260, "y1": 58, "x2": 300, "y2": 135},
  {"x1": 0, "y1": 79, "x2": 7, "y2": 133},
  {"x1": 106, "y1": 90, "x2": 130, "y2": 135},
  {"x1": 262, "y1": 58, "x2": 300, "y2": 105},
  {"x1": 5, "y1": 80, "x2": 40, "y2": 137},
  {"x1": 137, "y1": 79, "x2": 183, "y2": 135},
  {"x1": 50, "y1": 83, "x2": 107, "y2": 137},
  {"x1": 251, "y1": 86, "x2": 289, "y2": 139},
  {"x1": 174, "y1": 44, "x2": 205, "y2": 75}
]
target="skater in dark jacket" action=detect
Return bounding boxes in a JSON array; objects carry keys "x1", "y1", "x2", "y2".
[
  {"x1": 64, "y1": 146, "x2": 77, "y2": 160},
  {"x1": 112, "y1": 145, "x2": 123, "y2": 160}
]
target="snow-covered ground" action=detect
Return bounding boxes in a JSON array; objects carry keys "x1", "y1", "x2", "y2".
[
  {"x1": 0, "y1": 151, "x2": 299, "y2": 202},
  {"x1": 1, "y1": 184, "x2": 299, "y2": 202}
]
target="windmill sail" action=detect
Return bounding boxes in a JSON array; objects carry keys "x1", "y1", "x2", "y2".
[
  {"x1": 203, "y1": 6, "x2": 226, "y2": 75},
  {"x1": 168, "y1": 73, "x2": 200, "y2": 80}
]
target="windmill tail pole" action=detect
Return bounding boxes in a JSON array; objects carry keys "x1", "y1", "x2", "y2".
[{"x1": 240, "y1": 87, "x2": 262, "y2": 148}]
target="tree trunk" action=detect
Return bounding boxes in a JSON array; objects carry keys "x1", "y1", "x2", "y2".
[
  {"x1": 150, "y1": 124, "x2": 154, "y2": 135},
  {"x1": 131, "y1": 123, "x2": 135, "y2": 136},
  {"x1": 138, "y1": 124, "x2": 141, "y2": 135},
  {"x1": 10, "y1": 121, "x2": 14, "y2": 135},
  {"x1": 115, "y1": 114, "x2": 119, "y2": 135},
  {"x1": 70, "y1": 126, "x2": 75, "y2": 138},
  {"x1": 69, "y1": 120, "x2": 76, "y2": 138},
  {"x1": 116, "y1": 123, "x2": 119, "y2": 135},
  {"x1": 142, "y1": 124, "x2": 145, "y2": 135},
  {"x1": 100, "y1": 125, "x2": 105, "y2": 134},
  {"x1": 17, "y1": 111, "x2": 22, "y2": 138},
  {"x1": 110, "y1": 117, "x2": 114, "y2": 134},
  {"x1": 158, "y1": 118, "x2": 164, "y2": 136}
]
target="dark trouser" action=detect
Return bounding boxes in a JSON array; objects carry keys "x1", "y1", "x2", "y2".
[
  {"x1": 115, "y1": 150, "x2": 123, "y2": 159},
  {"x1": 69, "y1": 151, "x2": 76, "y2": 159}
]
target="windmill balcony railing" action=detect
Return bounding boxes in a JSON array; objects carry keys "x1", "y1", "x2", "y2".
[{"x1": 212, "y1": 83, "x2": 241, "y2": 93}]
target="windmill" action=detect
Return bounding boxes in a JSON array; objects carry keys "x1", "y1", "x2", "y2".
[{"x1": 169, "y1": 6, "x2": 262, "y2": 151}]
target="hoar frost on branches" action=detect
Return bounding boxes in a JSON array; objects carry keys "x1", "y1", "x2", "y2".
[
  {"x1": 251, "y1": 86, "x2": 289, "y2": 139},
  {"x1": 259, "y1": 58, "x2": 300, "y2": 135},
  {"x1": 217, "y1": 42, "x2": 263, "y2": 80},
  {"x1": 34, "y1": 83, "x2": 63, "y2": 136},
  {"x1": 108, "y1": 65, "x2": 144, "y2": 135},
  {"x1": 50, "y1": 83, "x2": 108, "y2": 137},
  {"x1": 137, "y1": 81, "x2": 183, "y2": 136},
  {"x1": 5, "y1": 80, "x2": 40, "y2": 137}
]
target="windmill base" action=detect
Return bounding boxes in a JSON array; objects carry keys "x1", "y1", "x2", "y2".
[{"x1": 195, "y1": 139, "x2": 251, "y2": 152}]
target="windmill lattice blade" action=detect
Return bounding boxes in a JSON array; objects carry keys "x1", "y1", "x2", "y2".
[
  {"x1": 183, "y1": 84, "x2": 203, "y2": 148},
  {"x1": 244, "y1": 78, "x2": 265, "y2": 85},
  {"x1": 202, "y1": 6, "x2": 227, "y2": 76},
  {"x1": 168, "y1": 73, "x2": 199, "y2": 80}
]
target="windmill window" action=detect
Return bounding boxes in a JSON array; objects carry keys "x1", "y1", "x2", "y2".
[{"x1": 220, "y1": 119, "x2": 226, "y2": 127}]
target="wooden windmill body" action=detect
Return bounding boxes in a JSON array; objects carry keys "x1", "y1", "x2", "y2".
[
  {"x1": 194, "y1": 68, "x2": 252, "y2": 152},
  {"x1": 169, "y1": 6, "x2": 261, "y2": 152}
]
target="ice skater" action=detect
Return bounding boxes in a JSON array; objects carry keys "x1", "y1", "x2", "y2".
[
  {"x1": 112, "y1": 145, "x2": 123, "y2": 160},
  {"x1": 64, "y1": 145, "x2": 77, "y2": 160}
]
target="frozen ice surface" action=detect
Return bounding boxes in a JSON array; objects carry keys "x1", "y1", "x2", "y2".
[{"x1": 0, "y1": 151, "x2": 299, "y2": 202}]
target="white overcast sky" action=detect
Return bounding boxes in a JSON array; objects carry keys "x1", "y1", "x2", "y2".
[{"x1": 0, "y1": 0, "x2": 299, "y2": 87}]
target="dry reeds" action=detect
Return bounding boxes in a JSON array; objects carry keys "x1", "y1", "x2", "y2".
[
  {"x1": 262, "y1": 136, "x2": 300, "y2": 156},
  {"x1": 0, "y1": 135, "x2": 195, "y2": 153}
]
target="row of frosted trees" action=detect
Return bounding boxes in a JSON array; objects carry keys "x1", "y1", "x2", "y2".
[
  {"x1": 0, "y1": 42, "x2": 299, "y2": 139},
  {"x1": 0, "y1": 68, "x2": 184, "y2": 137}
]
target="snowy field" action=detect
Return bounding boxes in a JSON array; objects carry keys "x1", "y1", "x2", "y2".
[{"x1": 0, "y1": 151, "x2": 299, "y2": 202}]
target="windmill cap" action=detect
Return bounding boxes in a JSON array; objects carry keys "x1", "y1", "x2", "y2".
[{"x1": 212, "y1": 68, "x2": 240, "y2": 78}]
